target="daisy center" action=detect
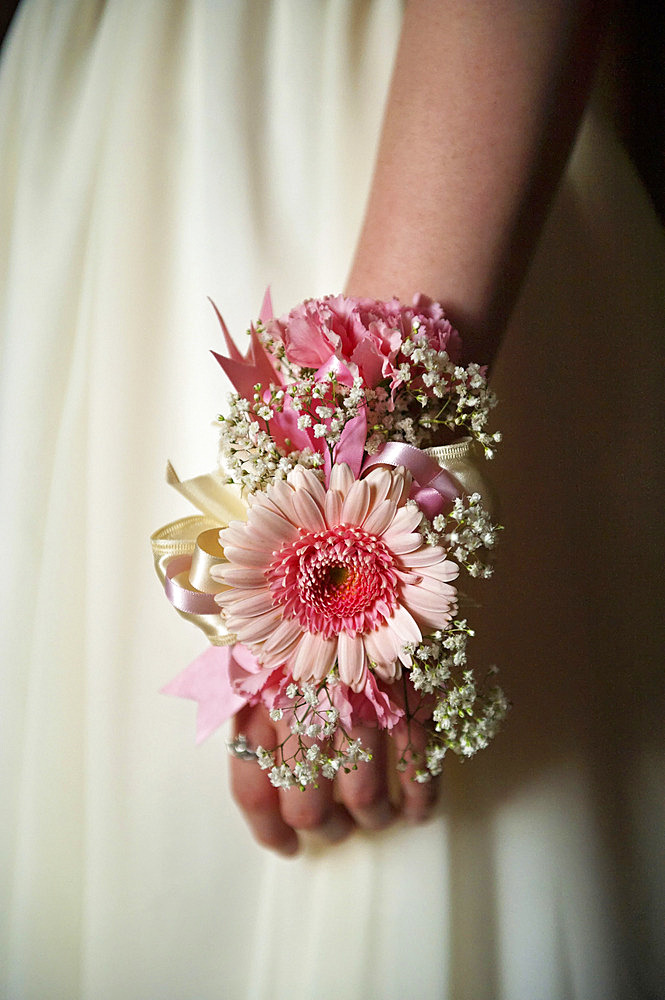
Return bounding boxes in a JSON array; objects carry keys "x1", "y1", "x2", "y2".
[
  {"x1": 266, "y1": 525, "x2": 399, "y2": 638},
  {"x1": 327, "y1": 564, "x2": 349, "y2": 589}
]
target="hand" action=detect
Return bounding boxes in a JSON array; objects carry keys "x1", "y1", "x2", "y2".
[{"x1": 229, "y1": 701, "x2": 440, "y2": 857}]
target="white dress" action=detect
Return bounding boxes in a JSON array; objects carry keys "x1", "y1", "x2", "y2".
[{"x1": 1, "y1": 3, "x2": 663, "y2": 999}]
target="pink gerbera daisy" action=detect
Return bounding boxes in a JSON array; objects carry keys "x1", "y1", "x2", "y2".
[{"x1": 213, "y1": 464, "x2": 458, "y2": 692}]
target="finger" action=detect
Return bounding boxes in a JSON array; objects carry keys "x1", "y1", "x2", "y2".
[
  {"x1": 229, "y1": 706, "x2": 299, "y2": 857},
  {"x1": 273, "y1": 717, "x2": 354, "y2": 844},
  {"x1": 279, "y1": 781, "x2": 354, "y2": 843},
  {"x1": 335, "y1": 725, "x2": 397, "y2": 830},
  {"x1": 392, "y1": 718, "x2": 441, "y2": 824}
]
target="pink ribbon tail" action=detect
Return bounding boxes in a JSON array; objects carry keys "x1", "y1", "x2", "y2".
[{"x1": 161, "y1": 645, "x2": 249, "y2": 744}]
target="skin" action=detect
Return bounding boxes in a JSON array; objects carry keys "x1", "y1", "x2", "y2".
[{"x1": 231, "y1": 0, "x2": 607, "y2": 857}]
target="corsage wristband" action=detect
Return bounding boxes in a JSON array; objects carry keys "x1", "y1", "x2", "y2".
[{"x1": 152, "y1": 292, "x2": 508, "y2": 786}]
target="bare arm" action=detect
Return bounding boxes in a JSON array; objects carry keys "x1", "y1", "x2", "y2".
[{"x1": 347, "y1": 0, "x2": 607, "y2": 365}]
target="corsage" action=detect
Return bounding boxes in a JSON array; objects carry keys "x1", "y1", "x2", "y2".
[{"x1": 152, "y1": 292, "x2": 508, "y2": 787}]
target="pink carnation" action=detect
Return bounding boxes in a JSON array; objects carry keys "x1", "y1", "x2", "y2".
[
  {"x1": 266, "y1": 294, "x2": 462, "y2": 387},
  {"x1": 213, "y1": 463, "x2": 458, "y2": 692}
]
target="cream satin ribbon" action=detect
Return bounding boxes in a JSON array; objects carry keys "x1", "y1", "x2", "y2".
[
  {"x1": 152, "y1": 467, "x2": 258, "y2": 741},
  {"x1": 151, "y1": 465, "x2": 248, "y2": 646},
  {"x1": 165, "y1": 461, "x2": 247, "y2": 523},
  {"x1": 425, "y1": 437, "x2": 497, "y2": 517},
  {"x1": 363, "y1": 436, "x2": 496, "y2": 518}
]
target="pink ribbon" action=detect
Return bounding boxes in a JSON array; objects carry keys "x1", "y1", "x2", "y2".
[
  {"x1": 363, "y1": 441, "x2": 464, "y2": 519},
  {"x1": 161, "y1": 644, "x2": 249, "y2": 743},
  {"x1": 164, "y1": 554, "x2": 220, "y2": 615},
  {"x1": 162, "y1": 642, "x2": 278, "y2": 743}
]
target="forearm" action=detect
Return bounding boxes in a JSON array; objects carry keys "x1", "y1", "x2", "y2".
[{"x1": 346, "y1": 0, "x2": 608, "y2": 365}]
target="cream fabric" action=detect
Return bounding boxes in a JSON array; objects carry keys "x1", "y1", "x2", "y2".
[{"x1": 1, "y1": 3, "x2": 663, "y2": 999}]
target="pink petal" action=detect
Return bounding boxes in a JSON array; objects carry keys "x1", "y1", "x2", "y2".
[
  {"x1": 383, "y1": 531, "x2": 422, "y2": 555},
  {"x1": 266, "y1": 479, "x2": 298, "y2": 523},
  {"x1": 411, "y1": 575, "x2": 458, "y2": 597},
  {"x1": 292, "y1": 488, "x2": 327, "y2": 532},
  {"x1": 372, "y1": 658, "x2": 402, "y2": 685},
  {"x1": 248, "y1": 505, "x2": 299, "y2": 548},
  {"x1": 329, "y1": 463, "x2": 354, "y2": 496},
  {"x1": 221, "y1": 590, "x2": 275, "y2": 618},
  {"x1": 262, "y1": 617, "x2": 303, "y2": 657},
  {"x1": 340, "y1": 478, "x2": 370, "y2": 526},
  {"x1": 234, "y1": 607, "x2": 284, "y2": 642},
  {"x1": 337, "y1": 632, "x2": 367, "y2": 691},
  {"x1": 288, "y1": 465, "x2": 323, "y2": 503},
  {"x1": 222, "y1": 544, "x2": 271, "y2": 568},
  {"x1": 385, "y1": 604, "x2": 422, "y2": 644},
  {"x1": 218, "y1": 524, "x2": 252, "y2": 549},
  {"x1": 401, "y1": 583, "x2": 454, "y2": 616},
  {"x1": 324, "y1": 489, "x2": 343, "y2": 527},
  {"x1": 292, "y1": 631, "x2": 337, "y2": 682},
  {"x1": 362, "y1": 497, "x2": 398, "y2": 536},
  {"x1": 401, "y1": 545, "x2": 449, "y2": 568},
  {"x1": 302, "y1": 469, "x2": 327, "y2": 509},
  {"x1": 415, "y1": 558, "x2": 459, "y2": 581},
  {"x1": 282, "y1": 316, "x2": 336, "y2": 367},
  {"x1": 362, "y1": 466, "x2": 393, "y2": 507},
  {"x1": 363, "y1": 621, "x2": 400, "y2": 667},
  {"x1": 382, "y1": 503, "x2": 422, "y2": 537},
  {"x1": 358, "y1": 672, "x2": 404, "y2": 725},
  {"x1": 216, "y1": 585, "x2": 266, "y2": 607},
  {"x1": 386, "y1": 468, "x2": 411, "y2": 506},
  {"x1": 213, "y1": 565, "x2": 266, "y2": 588},
  {"x1": 401, "y1": 586, "x2": 456, "y2": 629}
]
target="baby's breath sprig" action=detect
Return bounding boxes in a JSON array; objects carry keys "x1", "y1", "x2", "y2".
[
  {"x1": 230, "y1": 680, "x2": 372, "y2": 790},
  {"x1": 395, "y1": 328, "x2": 500, "y2": 456},
  {"x1": 416, "y1": 493, "x2": 502, "y2": 578},
  {"x1": 217, "y1": 387, "x2": 323, "y2": 494},
  {"x1": 397, "y1": 623, "x2": 509, "y2": 779}
]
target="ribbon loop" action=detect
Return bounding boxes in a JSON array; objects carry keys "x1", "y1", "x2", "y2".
[
  {"x1": 188, "y1": 528, "x2": 228, "y2": 594},
  {"x1": 151, "y1": 517, "x2": 237, "y2": 647},
  {"x1": 363, "y1": 440, "x2": 465, "y2": 518}
]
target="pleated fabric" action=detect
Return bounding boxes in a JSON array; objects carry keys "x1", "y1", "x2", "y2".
[{"x1": 1, "y1": 3, "x2": 663, "y2": 999}]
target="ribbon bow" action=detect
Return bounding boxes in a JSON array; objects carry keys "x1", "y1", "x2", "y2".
[{"x1": 152, "y1": 465, "x2": 268, "y2": 742}]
